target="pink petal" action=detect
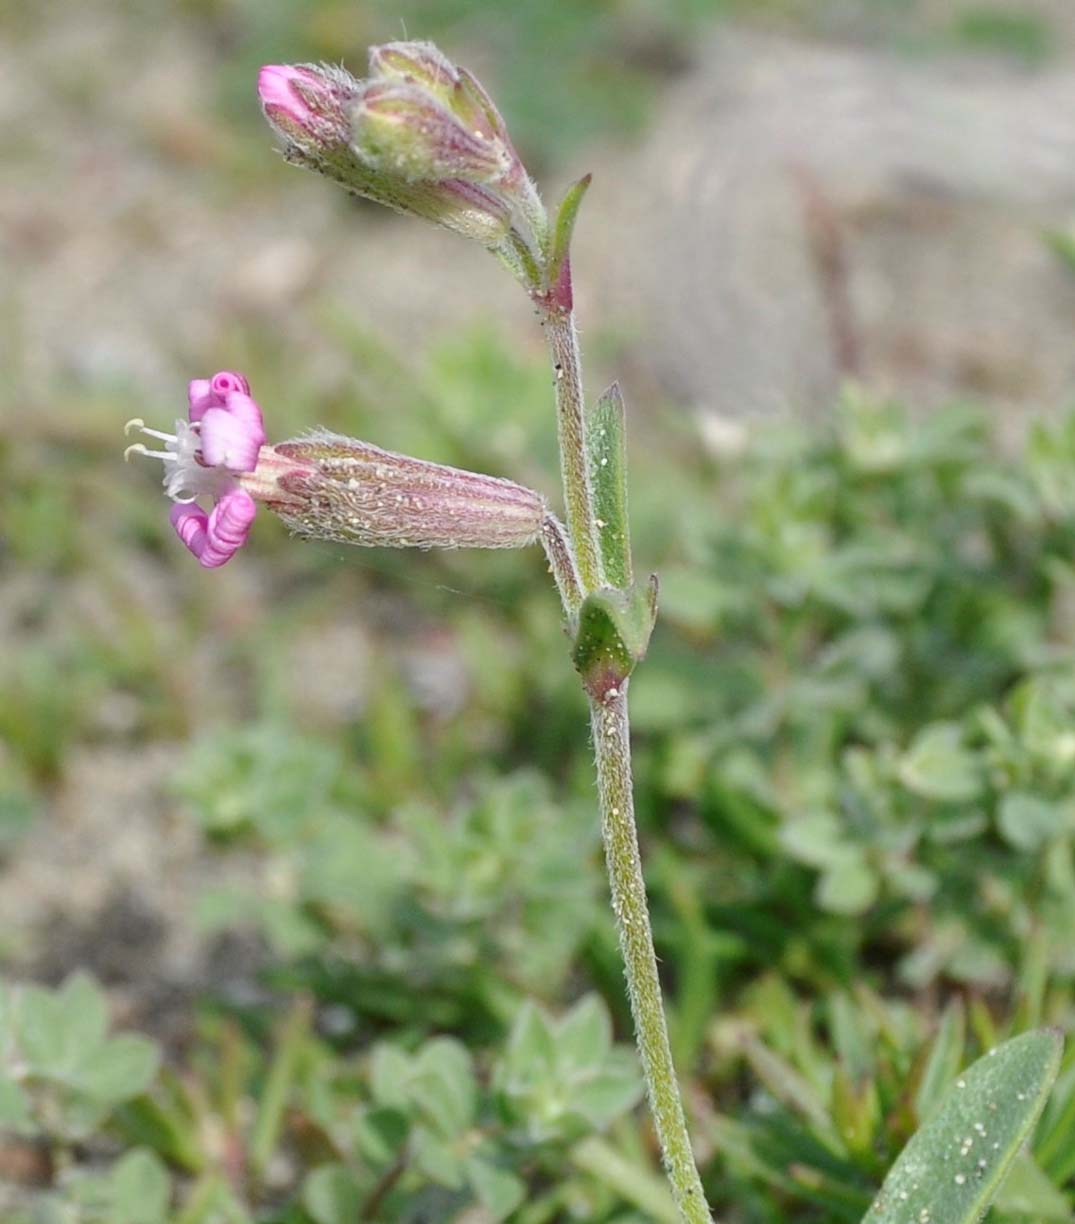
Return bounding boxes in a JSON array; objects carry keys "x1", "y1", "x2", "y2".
[
  {"x1": 187, "y1": 378, "x2": 215, "y2": 423},
  {"x1": 200, "y1": 407, "x2": 263, "y2": 472},
  {"x1": 169, "y1": 490, "x2": 256, "y2": 569},
  {"x1": 221, "y1": 391, "x2": 266, "y2": 446}
]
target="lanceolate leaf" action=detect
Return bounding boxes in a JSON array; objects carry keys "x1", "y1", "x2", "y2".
[
  {"x1": 546, "y1": 173, "x2": 592, "y2": 297},
  {"x1": 860, "y1": 1029, "x2": 1062, "y2": 1224},
  {"x1": 587, "y1": 381, "x2": 632, "y2": 589}
]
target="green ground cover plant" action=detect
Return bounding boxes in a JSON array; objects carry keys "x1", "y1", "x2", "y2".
[
  {"x1": 4, "y1": 377, "x2": 1075, "y2": 1219},
  {"x1": 3, "y1": 18, "x2": 1075, "y2": 1224}
]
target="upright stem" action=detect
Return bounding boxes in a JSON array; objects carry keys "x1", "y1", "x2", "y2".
[
  {"x1": 590, "y1": 688, "x2": 713, "y2": 1224},
  {"x1": 543, "y1": 309, "x2": 603, "y2": 593},
  {"x1": 540, "y1": 291, "x2": 709, "y2": 1221}
]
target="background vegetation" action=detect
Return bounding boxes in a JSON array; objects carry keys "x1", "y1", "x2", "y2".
[{"x1": 3, "y1": 1, "x2": 1075, "y2": 1221}]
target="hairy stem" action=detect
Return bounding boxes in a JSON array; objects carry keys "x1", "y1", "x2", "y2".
[
  {"x1": 590, "y1": 688, "x2": 713, "y2": 1224},
  {"x1": 541, "y1": 512, "x2": 583, "y2": 615},
  {"x1": 543, "y1": 309, "x2": 603, "y2": 592}
]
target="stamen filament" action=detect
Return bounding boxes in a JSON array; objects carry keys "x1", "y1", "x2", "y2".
[
  {"x1": 125, "y1": 417, "x2": 181, "y2": 444},
  {"x1": 124, "y1": 443, "x2": 177, "y2": 462}
]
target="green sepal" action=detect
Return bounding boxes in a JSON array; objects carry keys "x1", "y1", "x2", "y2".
[
  {"x1": 587, "y1": 382, "x2": 632, "y2": 589},
  {"x1": 571, "y1": 577, "x2": 658, "y2": 702}
]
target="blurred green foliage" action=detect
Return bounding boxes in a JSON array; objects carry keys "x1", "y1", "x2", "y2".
[
  {"x1": 2, "y1": 3, "x2": 1074, "y2": 1219},
  {"x1": 4, "y1": 334, "x2": 1075, "y2": 1217}
]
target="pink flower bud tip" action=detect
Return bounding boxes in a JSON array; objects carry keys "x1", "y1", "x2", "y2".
[{"x1": 258, "y1": 64, "x2": 317, "y2": 128}]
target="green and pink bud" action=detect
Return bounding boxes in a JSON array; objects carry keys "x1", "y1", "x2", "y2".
[
  {"x1": 258, "y1": 59, "x2": 513, "y2": 246},
  {"x1": 352, "y1": 80, "x2": 513, "y2": 185}
]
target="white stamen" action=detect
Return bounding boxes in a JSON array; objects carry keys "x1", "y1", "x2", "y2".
[{"x1": 124, "y1": 417, "x2": 234, "y2": 503}]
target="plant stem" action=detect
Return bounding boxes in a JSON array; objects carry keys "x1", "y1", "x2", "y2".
[
  {"x1": 543, "y1": 309, "x2": 603, "y2": 593},
  {"x1": 590, "y1": 688, "x2": 713, "y2": 1224},
  {"x1": 539, "y1": 284, "x2": 708, "y2": 1221},
  {"x1": 541, "y1": 512, "x2": 583, "y2": 615}
]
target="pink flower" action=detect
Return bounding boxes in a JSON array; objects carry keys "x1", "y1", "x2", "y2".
[
  {"x1": 125, "y1": 371, "x2": 267, "y2": 568},
  {"x1": 127, "y1": 370, "x2": 548, "y2": 565}
]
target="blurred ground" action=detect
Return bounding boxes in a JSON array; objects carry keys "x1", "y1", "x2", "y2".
[{"x1": 4, "y1": 0, "x2": 1075, "y2": 1022}]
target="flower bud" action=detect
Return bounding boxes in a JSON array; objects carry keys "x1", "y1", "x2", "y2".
[
  {"x1": 267, "y1": 430, "x2": 546, "y2": 551},
  {"x1": 367, "y1": 42, "x2": 514, "y2": 153},
  {"x1": 368, "y1": 40, "x2": 459, "y2": 101},
  {"x1": 258, "y1": 61, "x2": 512, "y2": 246},
  {"x1": 259, "y1": 63, "x2": 363, "y2": 170},
  {"x1": 352, "y1": 81, "x2": 512, "y2": 185}
]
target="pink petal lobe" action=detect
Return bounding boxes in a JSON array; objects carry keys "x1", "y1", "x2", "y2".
[
  {"x1": 221, "y1": 392, "x2": 266, "y2": 444},
  {"x1": 187, "y1": 378, "x2": 214, "y2": 422},
  {"x1": 188, "y1": 370, "x2": 253, "y2": 423},
  {"x1": 169, "y1": 490, "x2": 256, "y2": 569},
  {"x1": 211, "y1": 370, "x2": 251, "y2": 397}
]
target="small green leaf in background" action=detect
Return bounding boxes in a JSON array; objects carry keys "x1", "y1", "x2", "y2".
[
  {"x1": 997, "y1": 792, "x2": 1068, "y2": 853},
  {"x1": 302, "y1": 1163, "x2": 365, "y2": 1224},
  {"x1": 899, "y1": 723, "x2": 983, "y2": 804},
  {"x1": 495, "y1": 994, "x2": 642, "y2": 1144},
  {"x1": 860, "y1": 1029, "x2": 1062, "y2": 1224},
  {"x1": 913, "y1": 1000, "x2": 965, "y2": 1125},
  {"x1": 109, "y1": 1148, "x2": 171, "y2": 1224},
  {"x1": 466, "y1": 1152, "x2": 527, "y2": 1220}
]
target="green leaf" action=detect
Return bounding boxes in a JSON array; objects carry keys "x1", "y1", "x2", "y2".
[
  {"x1": 586, "y1": 382, "x2": 632, "y2": 588},
  {"x1": 546, "y1": 173, "x2": 591, "y2": 294},
  {"x1": 503, "y1": 1002, "x2": 557, "y2": 1086},
  {"x1": 466, "y1": 1155, "x2": 527, "y2": 1220},
  {"x1": 899, "y1": 723, "x2": 983, "y2": 803},
  {"x1": 571, "y1": 580, "x2": 657, "y2": 701},
  {"x1": 413, "y1": 1129, "x2": 465, "y2": 1189},
  {"x1": 860, "y1": 1029, "x2": 1062, "y2": 1224},
  {"x1": 997, "y1": 793, "x2": 1068, "y2": 852},
  {"x1": 75, "y1": 1035, "x2": 160, "y2": 1103},
  {"x1": 302, "y1": 1164, "x2": 365, "y2": 1224},
  {"x1": 0, "y1": 1074, "x2": 33, "y2": 1133},
  {"x1": 816, "y1": 854, "x2": 878, "y2": 916},
  {"x1": 570, "y1": 1050, "x2": 643, "y2": 1128},
  {"x1": 555, "y1": 994, "x2": 612, "y2": 1072},
  {"x1": 370, "y1": 1043, "x2": 412, "y2": 1109},
  {"x1": 110, "y1": 1148, "x2": 171, "y2": 1224},
  {"x1": 410, "y1": 1038, "x2": 476, "y2": 1136},
  {"x1": 991, "y1": 1149, "x2": 1072, "y2": 1220},
  {"x1": 17, "y1": 973, "x2": 108, "y2": 1078},
  {"x1": 914, "y1": 1001, "x2": 966, "y2": 1124},
  {"x1": 353, "y1": 1106, "x2": 410, "y2": 1167}
]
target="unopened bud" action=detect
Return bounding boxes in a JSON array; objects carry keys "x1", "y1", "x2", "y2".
[
  {"x1": 368, "y1": 42, "x2": 513, "y2": 152},
  {"x1": 353, "y1": 81, "x2": 512, "y2": 185},
  {"x1": 259, "y1": 63, "x2": 363, "y2": 171},
  {"x1": 266, "y1": 430, "x2": 546, "y2": 551},
  {"x1": 258, "y1": 61, "x2": 512, "y2": 246},
  {"x1": 368, "y1": 40, "x2": 459, "y2": 101}
]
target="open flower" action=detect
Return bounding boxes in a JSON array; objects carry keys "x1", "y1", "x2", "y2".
[
  {"x1": 124, "y1": 371, "x2": 272, "y2": 568},
  {"x1": 126, "y1": 372, "x2": 548, "y2": 567}
]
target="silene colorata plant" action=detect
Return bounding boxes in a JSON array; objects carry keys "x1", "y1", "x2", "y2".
[{"x1": 125, "y1": 39, "x2": 1065, "y2": 1224}]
